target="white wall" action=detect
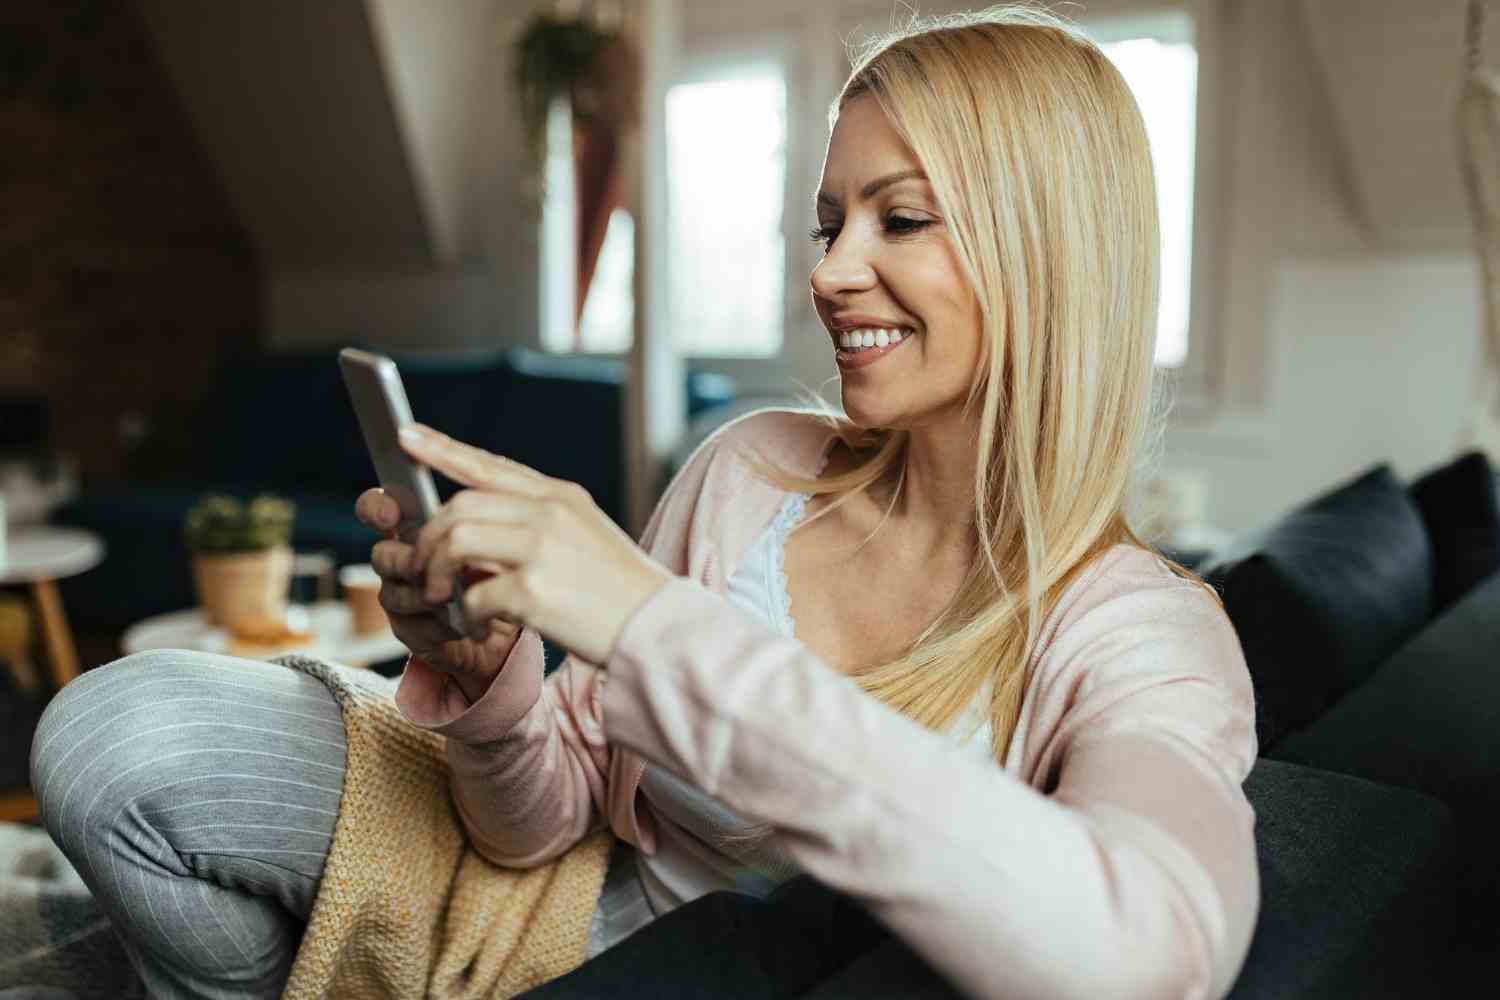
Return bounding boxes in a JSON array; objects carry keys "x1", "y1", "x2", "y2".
[
  {"x1": 1166, "y1": 254, "x2": 1483, "y2": 533},
  {"x1": 1154, "y1": 0, "x2": 1488, "y2": 533}
]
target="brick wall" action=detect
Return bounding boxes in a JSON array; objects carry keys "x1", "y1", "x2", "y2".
[{"x1": 0, "y1": 0, "x2": 259, "y2": 485}]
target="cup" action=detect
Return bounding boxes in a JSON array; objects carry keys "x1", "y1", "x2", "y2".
[
  {"x1": 340, "y1": 563, "x2": 388, "y2": 635},
  {"x1": 291, "y1": 550, "x2": 337, "y2": 605}
]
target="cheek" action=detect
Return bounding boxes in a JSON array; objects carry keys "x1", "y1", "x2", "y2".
[
  {"x1": 933, "y1": 246, "x2": 983, "y2": 359},
  {"x1": 898, "y1": 247, "x2": 980, "y2": 345}
]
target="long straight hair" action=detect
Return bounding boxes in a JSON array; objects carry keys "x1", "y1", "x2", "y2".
[{"x1": 731, "y1": 4, "x2": 1217, "y2": 775}]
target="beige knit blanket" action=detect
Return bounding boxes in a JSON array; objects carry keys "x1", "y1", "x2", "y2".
[{"x1": 269, "y1": 653, "x2": 614, "y2": 999}]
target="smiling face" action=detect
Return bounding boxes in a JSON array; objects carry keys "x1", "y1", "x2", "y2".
[{"x1": 810, "y1": 94, "x2": 986, "y2": 432}]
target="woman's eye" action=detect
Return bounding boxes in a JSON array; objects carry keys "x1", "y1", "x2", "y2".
[
  {"x1": 885, "y1": 215, "x2": 931, "y2": 235},
  {"x1": 807, "y1": 225, "x2": 839, "y2": 253},
  {"x1": 806, "y1": 216, "x2": 932, "y2": 255}
]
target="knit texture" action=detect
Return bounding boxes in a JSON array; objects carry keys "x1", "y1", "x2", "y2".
[{"x1": 271, "y1": 652, "x2": 613, "y2": 1000}]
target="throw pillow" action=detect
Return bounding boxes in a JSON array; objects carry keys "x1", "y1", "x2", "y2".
[
  {"x1": 1196, "y1": 465, "x2": 1434, "y2": 752},
  {"x1": 1409, "y1": 450, "x2": 1500, "y2": 613}
]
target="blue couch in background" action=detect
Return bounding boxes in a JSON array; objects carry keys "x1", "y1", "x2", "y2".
[{"x1": 51, "y1": 345, "x2": 735, "y2": 637}]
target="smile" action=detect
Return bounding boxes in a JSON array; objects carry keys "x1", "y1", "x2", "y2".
[{"x1": 833, "y1": 328, "x2": 916, "y2": 370}]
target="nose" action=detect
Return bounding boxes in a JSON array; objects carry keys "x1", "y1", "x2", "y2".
[{"x1": 809, "y1": 227, "x2": 878, "y2": 303}]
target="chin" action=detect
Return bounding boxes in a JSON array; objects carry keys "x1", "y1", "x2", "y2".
[{"x1": 838, "y1": 399, "x2": 906, "y2": 433}]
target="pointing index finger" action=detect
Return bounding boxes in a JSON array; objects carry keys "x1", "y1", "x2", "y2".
[{"x1": 399, "y1": 423, "x2": 551, "y2": 495}]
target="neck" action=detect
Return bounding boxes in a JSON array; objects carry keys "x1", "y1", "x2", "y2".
[{"x1": 868, "y1": 417, "x2": 981, "y2": 558}]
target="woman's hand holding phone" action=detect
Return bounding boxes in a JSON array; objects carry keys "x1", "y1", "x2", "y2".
[{"x1": 355, "y1": 487, "x2": 519, "y2": 706}]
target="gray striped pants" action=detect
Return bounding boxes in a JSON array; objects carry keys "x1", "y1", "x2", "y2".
[{"x1": 28, "y1": 649, "x2": 349, "y2": 1000}]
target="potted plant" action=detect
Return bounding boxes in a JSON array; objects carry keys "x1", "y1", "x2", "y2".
[
  {"x1": 184, "y1": 493, "x2": 296, "y2": 632},
  {"x1": 513, "y1": 8, "x2": 639, "y2": 203}
]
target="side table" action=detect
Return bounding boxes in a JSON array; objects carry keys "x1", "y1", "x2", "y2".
[
  {"x1": 0, "y1": 525, "x2": 104, "y2": 822},
  {"x1": 0, "y1": 525, "x2": 105, "y2": 695}
]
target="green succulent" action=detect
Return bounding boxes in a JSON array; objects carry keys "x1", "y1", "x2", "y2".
[{"x1": 184, "y1": 493, "x2": 296, "y2": 554}]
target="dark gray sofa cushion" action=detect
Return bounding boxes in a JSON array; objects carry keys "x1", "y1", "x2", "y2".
[
  {"x1": 1410, "y1": 450, "x2": 1500, "y2": 613},
  {"x1": 1197, "y1": 465, "x2": 1434, "y2": 752},
  {"x1": 1228, "y1": 757, "x2": 1456, "y2": 999},
  {"x1": 1268, "y1": 568, "x2": 1500, "y2": 939}
]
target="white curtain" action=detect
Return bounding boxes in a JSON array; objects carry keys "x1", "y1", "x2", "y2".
[{"x1": 1459, "y1": 0, "x2": 1500, "y2": 455}]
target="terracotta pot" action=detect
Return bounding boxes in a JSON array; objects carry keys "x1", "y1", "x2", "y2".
[{"x1": 191, "y1": 544, "x2": 294, "y2": 632}]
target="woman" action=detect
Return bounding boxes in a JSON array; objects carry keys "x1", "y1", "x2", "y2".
[{"x1": 30, "y1": 5, "x2": 1259, "y2": 998}]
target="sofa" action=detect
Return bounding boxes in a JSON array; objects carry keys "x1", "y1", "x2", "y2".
[
  {"x1": 6, "y1": 407, "x2": 1496, "y2": 996},
  {"x1": 1190, "y1": 450, "x2": 1500, "y2": 997},
  {"x1": 48, "y1": 345, "x2": 736, "y2": 637},
  {"x1": 510, "y1": 442, "x2": 1500, "y2": 999}
]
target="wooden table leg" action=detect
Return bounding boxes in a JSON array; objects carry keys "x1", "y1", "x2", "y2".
[
  {"x1": 0, "y1": 789, "x2": 39, "y2": 824},
  {"x1": 30, "y1": 578, "x2": 81, "y2": 691},
  {"x1": 0, "y1": 591, "x2": 42, "y2": 695}
]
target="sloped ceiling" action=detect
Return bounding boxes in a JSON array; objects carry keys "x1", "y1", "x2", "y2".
[
  {"x1": 1299, "y1": 0, "x2": 1490, "y2": 251},
  {"x1": 365, "y1": 0, "x2": 522, "y2": 267},
  {"x1": 134, "y1": 0, "x2": 435, "y2": 272},
  {"x1": 134, "y1": 0, "x2": 1494, "y2": 278}
]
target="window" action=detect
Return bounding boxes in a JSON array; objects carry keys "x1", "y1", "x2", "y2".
[
  {"x1": 578, "y1": 208, "x2": 634, "y2": 352},
  {"x1": 549, "y1": 63, "x2": 790, "y2": 357},
  {"x1": 1089, "y1": 14, "x2": 1199, "y2": 369},
  {"x1": 665, "y1": 69, "x2": 787, "y2": 356}
]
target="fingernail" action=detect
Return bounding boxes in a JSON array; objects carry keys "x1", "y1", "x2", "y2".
[{"x1": 399, "y1": 427, "x2": 421, "y2": 445}]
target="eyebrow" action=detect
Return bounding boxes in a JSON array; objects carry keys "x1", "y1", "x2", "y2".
[{"x1": 816, "y1": 168, "x2": 928, "y2": 208}]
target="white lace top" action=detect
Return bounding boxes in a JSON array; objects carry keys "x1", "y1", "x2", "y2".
[{"x1": 584, "y1": 489, "x2": 996, "y2": 958}]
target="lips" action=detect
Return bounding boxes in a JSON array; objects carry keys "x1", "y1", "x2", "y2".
[{"x1": 833, "y1": 329, "x2": 914, "y2": 370}]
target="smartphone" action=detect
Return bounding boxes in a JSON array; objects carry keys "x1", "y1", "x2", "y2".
[{"x1": 338, "y1": 347, "x2": 468, "y2": 634}]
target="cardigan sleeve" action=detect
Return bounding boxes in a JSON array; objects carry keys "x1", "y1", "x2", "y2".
[
  {"x1": 598, "y1": 549, "x2": 1261, "y2": 1000},
  {"x1": 391, "y1": 631, "x2": 618, "y2": 867},
  {"x1": 387, "y1": 415, "x2": 732, "y2": 867}
]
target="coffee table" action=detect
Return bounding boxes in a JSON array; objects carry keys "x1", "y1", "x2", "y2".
[
  {"x1": 0, "y1": 525, "x2": 105, "y2": 695},
  {"x1": 121, "y1": 600, "x2": 408, "y2": 670}
]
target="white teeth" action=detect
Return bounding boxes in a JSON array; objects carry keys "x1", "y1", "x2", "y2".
[{"x1": 836, "y1": 327, "x2": 913, "y2": 352}]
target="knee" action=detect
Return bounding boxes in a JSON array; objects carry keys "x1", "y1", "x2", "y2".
[{"x1": 30, "y1": 649, "x2": 210, "y2": 834}]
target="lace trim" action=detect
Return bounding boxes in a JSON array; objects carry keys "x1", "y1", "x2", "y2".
[
  {"x1": 769, "y1": 435, "x2": 836, "y2": 640},
  {"x1": 768, "y1": 491, "x2": 811, "y2": 639}
]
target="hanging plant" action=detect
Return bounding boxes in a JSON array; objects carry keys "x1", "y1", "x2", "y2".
[{"x1": 513, "y1": 10, "x2": 639, "y2": 203}]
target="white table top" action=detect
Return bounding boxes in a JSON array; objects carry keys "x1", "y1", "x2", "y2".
[
  {"x1": 121, "y1": 601, "x2": 409, "y2": 670},
  {"x1": 0, "y1": 525, "x2": 105, "y2": 584}
]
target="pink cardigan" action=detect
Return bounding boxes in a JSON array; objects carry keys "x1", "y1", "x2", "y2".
[{"x1": 394, "y1": 408, "x2": 1261, "y2": 1000}]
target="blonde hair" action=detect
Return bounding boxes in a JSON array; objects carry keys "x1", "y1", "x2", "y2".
[{"x1": 730, "y1": 3, "x2": 1219, "y2": 790}]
